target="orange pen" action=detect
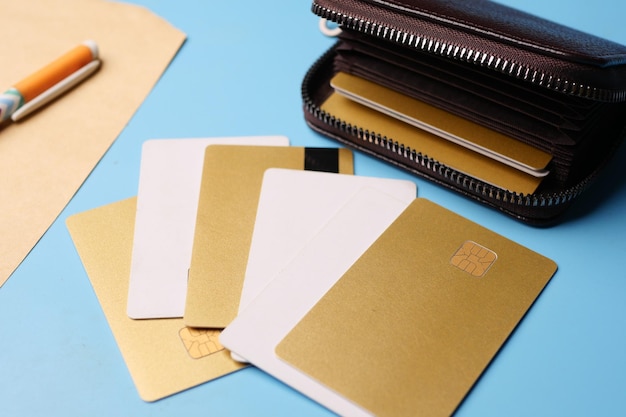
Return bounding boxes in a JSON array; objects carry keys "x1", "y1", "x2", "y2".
[{"x1": 0, "y1": 40, "x2": 100, "y2": 123}]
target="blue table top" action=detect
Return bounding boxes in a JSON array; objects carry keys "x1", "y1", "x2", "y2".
[{"x1": 1, "y1": 1, "x2": 625, "y2": 416}]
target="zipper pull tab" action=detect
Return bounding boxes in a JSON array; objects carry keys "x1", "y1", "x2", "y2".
[{"x1": 318, "y1": 18, "x2": 342, "y2": 37}]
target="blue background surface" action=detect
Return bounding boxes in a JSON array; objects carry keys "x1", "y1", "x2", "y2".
[{"x1": 1, "y1": 1, "x2": 625, "y2": 416}]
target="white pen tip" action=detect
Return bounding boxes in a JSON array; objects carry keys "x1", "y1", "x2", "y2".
[{"x1": 82, "y1": 40, "x2": 99, "y2": 59}]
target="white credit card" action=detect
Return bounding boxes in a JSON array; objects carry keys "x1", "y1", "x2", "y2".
[
  {"x1": 239, "y1": 168, "x2": 416, "y2": 315},
  {"x1": 220, "y1": 187, "x2": 412, "y2": 416},
  {"x1": 126, "y1": 136, "x2": 289, "y2": 319}
]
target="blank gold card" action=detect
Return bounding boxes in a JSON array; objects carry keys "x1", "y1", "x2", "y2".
[
  {"x1": 321, "y1": 92, "x2": 544, "y2": 195},
  {"x1": 66, "y1": 198, "x2": 246, "y2": 402},
  {"x1": 276, "y1": 198, "x2": 557, "y2": 417},
  {"x1": 184, "y1": 145, "x2": 354, "y2": 329}
]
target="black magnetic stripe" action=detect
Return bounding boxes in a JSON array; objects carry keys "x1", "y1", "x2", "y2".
[{"x1": 304, "y1": 148, "x2": 340, "y2": 173}]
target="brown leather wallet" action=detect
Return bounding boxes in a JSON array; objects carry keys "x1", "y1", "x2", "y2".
[{"x1": 302, "y1": 0, "x2": 626, "y2": 224}]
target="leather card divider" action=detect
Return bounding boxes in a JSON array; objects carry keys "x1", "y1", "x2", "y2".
[
  {"x1": 335, "y1": 31, "x2": 597, "y2": 123},
  {"x1": 332, "y1": 29, "x2": 626, "y2": 186}
]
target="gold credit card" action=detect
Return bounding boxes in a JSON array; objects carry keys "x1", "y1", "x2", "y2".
[
  {"x1": 329, "y1": 72, "x2": 553, "y2": 191},
  {"x1": 322, "y1": 91, "x2": 543, "y2": 195},
  {"x1": 331, "y1": 71, "x2": 552, "y2": 174},
  {"x1": 66, "y1": 198, "x2": 246, "y2": 402},
  {"x1": 276, "y1": 198, "x2": 557, "y2": 417},
  {"x1": 184, "y1": 145, "x2": 354, "y2": 329}
]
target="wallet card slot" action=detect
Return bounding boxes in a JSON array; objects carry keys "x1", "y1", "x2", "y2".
[
  {"x1": 336, "y1": 31, "x2": 599, "y2": 122},
  {"x1": 334, "y1": 44, "x2": 620, "y2": 155},
  {"x1": 335, "y1": 50, "x2": 587, "y2": 138},
  {"x1": 335, "y1": 56, "x2": 577, "y2": 148},
  {"x1": 332, "y1": 54, "x2": 626, "y2": 184}
]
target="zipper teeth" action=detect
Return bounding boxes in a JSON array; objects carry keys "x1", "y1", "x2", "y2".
[
  {"x1": 302, "y1": 50, "x2": 591, "y2": 209},
  {"x1": 313, "y1": 3, "x2": 625, "y2": 102}
]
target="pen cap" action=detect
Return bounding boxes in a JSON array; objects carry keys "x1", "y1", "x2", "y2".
[
  {"x1": 81, "y1": 40, "x2": 99, "y2": 60},
  {"x1": 13, "y1": 41, "x2": 98, "y2": 103}
]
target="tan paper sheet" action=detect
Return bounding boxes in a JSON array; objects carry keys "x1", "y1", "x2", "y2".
[{"x1": 0, "y1": 0, "x2": 186, "y2": 287}]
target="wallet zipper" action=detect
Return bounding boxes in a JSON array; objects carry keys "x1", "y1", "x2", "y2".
[
  {"x1": 302, "y1": 46, "x2": 607, "y2": 221},
  {"x1": 311, "y1": 2, "x2": 625, "y2": 102}
]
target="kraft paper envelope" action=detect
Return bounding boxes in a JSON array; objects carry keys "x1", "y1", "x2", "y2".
[
  {"x1": 184, "y1": 145, "x2": 354, "y2": 329},
  {"x1": 127, "y1": 136, "x2": 289, "y2": 320},
  {"x1": 239, "y1": 168, "x2": 416, "y2": 314},
  {"x1": 66, "y1": 198, "x2": 246, "y2": 402},
  {"x1": 331, "y1": 72, "x2": 552, "y2": 176},
  {"x1": 276, "y1": 198, "x2": 558, "y2": 417},
  {"x1": 321, "y1": 92, "x2": 544, "y2": 194},
  {"x1": 220, "y1": 187, "x2": 413, "y2": 416},
  {"x1": 0, "y1": 0, "x2": 186, "y2": 287}
]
